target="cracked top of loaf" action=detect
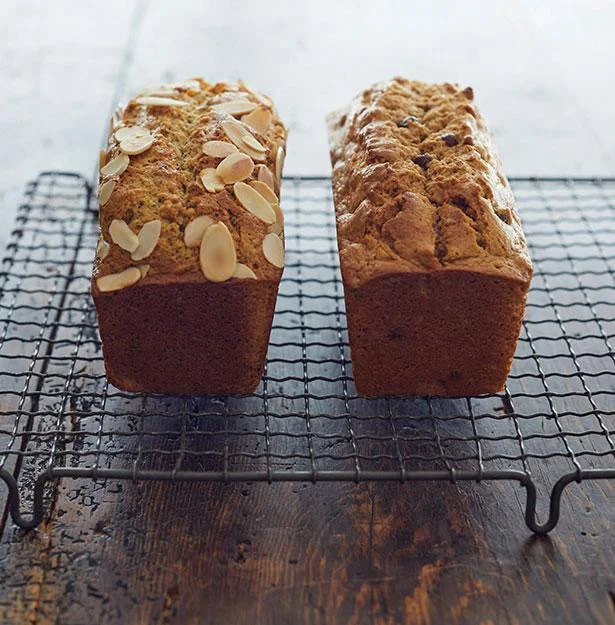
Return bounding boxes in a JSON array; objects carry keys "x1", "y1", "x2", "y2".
[
  {"x1": 327, "y1": 78, "x2": 533, "y2": 289},
  {"x1": 93, "y1": 77, "x2": 287, "y2": 290}
]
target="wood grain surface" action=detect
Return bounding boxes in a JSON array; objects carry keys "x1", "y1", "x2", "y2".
[{"x1": 1, "y1": 2, "x2": 614, "y2": 624}]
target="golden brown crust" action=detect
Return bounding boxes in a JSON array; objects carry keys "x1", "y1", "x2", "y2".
[
  {"x1": 92, "y1": 78, "x2": 286, "y2": 394},
  {"x1": 328, "y1": 79, "x2": 533, "y2": 397},
  {"x1": 327, "y1": 77, "x2": 532, "y2": 289},
  {"x1": 94, "y1": 78, "x2": 286, "y2": 285}
]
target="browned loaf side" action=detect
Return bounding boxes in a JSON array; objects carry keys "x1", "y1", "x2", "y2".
[
  {"x1": 327, "y1": 78, "x2": 533, "y2": 397},
  {"x1": 92, "y1": 78, "x2": 287, "y2": 395}
]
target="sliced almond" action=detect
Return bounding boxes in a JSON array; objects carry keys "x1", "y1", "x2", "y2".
[
  {"x1": 241, "y1": 107, "x2": 272, "y2": 135},
  {"x1": 100, "y1": 153, "x2": 130, "y2": 178},
  {"x1": 120, "y1": 134, "x2": 155, "y2": 155},
  {"x1": 135, "y1": 96, "x2": 189, "y2": 107},
  {"x1": 114, "y1": 125, "x2": 150, "y2": 142},
  {"x1": 113, "y1": 106, "x2": 125, "y2": 130},
  {"x1": 212, "y1": 81, "x2": 236, "y2": 94},
  {"x1": 163, "y1": 79, "x2": 202, "y2": 92},
  {"x1": 241, "y1": 146, "x2": 266, "y2": 162},
  {"x1": 212, "y1": 100, "x2": 258, "y2": 116},
  {"x1": 200, "y1": 168, "x2": 225, "y2": 193},
  {"x1": 216, "y1": 153, "x2": 254, "y2": 184},
  {"x1": 237, "y1": 80, "x2": 273, "y2": 108},
  {"x1": 271, "y1": 201, "x2": 284, "y2": 229},
  {"x1": 241, "y1": 133, "x2": 266, "y2": 153},
  {"x1": 221, "y1": 119, "x2": 250, "y2": 146},
  {"x1": 233, "y1": 182, "x2": 276, "y2": 224},
  {"x1": 182, "y1": 79, "x2": 202, "y2": 91},
  {"x1": 99, "y1": 179, "x2": 116, "y2": 206},
  {"x1": 146, "y1": 88, "x2": 179, "y2": 97},
  {"x1": 138, "y1": 264, "x2": 150, "y2": 278},
  {"x1": 131, "y1": 219, "x2": 162, "y2": 261},
  {"x1": 256, "y1": 165, "x2": 275, "y2": 190},
  {"x1": 109, "y1": 219, "x2": 139, "y2": 252},
  {"x1": 249, "y1": 180, "x2": 278, "y2": 206},
  {"x1": 184, "y1": 215, "x2": 214, "y2": 247},
  {"x1": 232, "y1": 263, "x2": 257, "y2": 280},
  {"x1": 268, "y1": 221, "x2": 284, "y2": 236},
  {"x1": 96, "y1": 237, "x2": 110, "y2": 260},
  {"x1": 99, "y1": 150, "x2": 108, "y2": 170},
  {"x1": 275, "y1": 145, "x2": 285, "y2": 183},
  {"x1": 96, "y1": 267, "x2": 141, "y2": 293},
  {"x1": 202, "y1": 140, "x2": 239, "y2": 158},
  {"x1": 262, "y1": 233, "x2": 284, "y2": 268},
  {"x1": 221, "y1": 120, "x2": 266, "y2": 161},
  {"x1": 199, "y1": 222, "x2": 236, "y2": 282}
]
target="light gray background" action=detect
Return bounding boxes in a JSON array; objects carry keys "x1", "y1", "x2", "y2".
[{"x1": 1, "y1": 0, "x2": 614, "y2": 243}]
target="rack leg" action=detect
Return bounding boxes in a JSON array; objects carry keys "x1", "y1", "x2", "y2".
[
  {"x1": 523, "y1": 472, "x2": 583, "y2": 534},
  {"x1": 0, "y1": 468, "x2": 49, "y2": 530}
]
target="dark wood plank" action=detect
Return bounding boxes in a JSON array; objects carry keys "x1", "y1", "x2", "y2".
[{"x1": 0, "y1": 476, "x2": 614, "y2": 624}]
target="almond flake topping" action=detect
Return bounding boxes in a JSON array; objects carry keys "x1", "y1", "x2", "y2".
[
  {"x1": 241, "y1": 133, "x2": 266, "y2": 153},
  {"x1": 96, "y1": 267, "x2": 141, "y2": 293},
  {"x1": 232, "y1": 263, "x2": 257, "y2": 280},
  {"x1": 138, "y1": 264, "x2": 150, "y2": 278},
  {"x1": 109, "y1": 219, "x2": 139, "y2": 252},
  {"x1": 256, "y1": 165, "x2": 275, "y2": 190},
  {"x1": 163, "y1": 79, "x2": 201, "y2": 92},
  {"x1": 119, "y1": 134, "x2": 155, "y2": 155},
  {"x1": 184, "y1": 215, "x2": 214, "y2": 247},
  {"x1": 200, "y1": 168, "x2": 225, "y2": 193},
  {"x1": 271, "y1": 201, "x2": 284, "y2": 229},
  {"x1": 262, "y1": 233, "x2": 284, "y2": 268},
  {"x1": 233, "y1": 182, "x2": 276, "y2": 224},
  {"x1": 135, "y1": 96, "x2": 189, "y2": 107},
  {"x1": 100, "y1": 154, "x2": 130, "y2": 178},
  {"x1": 275, "y1": 145, "x2": 285, "y2": 183},
  {"x1": 216, "y1": 153, "x2": 254, "y2": 184},
  {"x1": 99, "y1": 179, "x2": 116, "y2": 206},
  {"x1": 202, "y1": 140, "x2": 239, "y2": 158},
  {"x1": 221, "y1": 120, "x2": 266, "y2": 161},
  {"x1": 268, "y1": 220, "x2": 284, "y2": 236},
  {"x1": 249, "y1": 180, "x2": 278, "y2": 206},
  {"x1": 241, "y1": 107, "x2": 272, "y2": 135},
  {"x1": 221, "y1": 119, "x2": 250, "y2": 145},
  {"x1": 199, "y1": 222, "x2": 236, "y2": 282},
  {"x1": 212, "y1": 100, "x2": 259, "y2": 116},
  {"x1": 114, "y1": 126, "x2": 150, "y2": 142},
  {"x1": 96, "y1": 237, "x2": 110, "y2": 260},
  {"x1": 145, "y1": 88, "x2": 179, "y2": 97},
  {"x1": 237, "y1": 80, "x2": 273, "y2": 108},
  {"x1": 131, "y1": 220, "x2": 162, "y2": 261}
]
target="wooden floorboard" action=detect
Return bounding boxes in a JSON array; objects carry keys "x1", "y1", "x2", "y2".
[{"x1": 0, "y1": 477, "x2": 613, "y2": 624}]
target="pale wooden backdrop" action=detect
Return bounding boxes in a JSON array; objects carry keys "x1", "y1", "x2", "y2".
[{"x1": 1, "y1": 0, "x2": 614, "y2": 204}]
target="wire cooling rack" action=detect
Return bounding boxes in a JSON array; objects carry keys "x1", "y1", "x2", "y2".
[{"x1": 1, "y1": 173, "x2": 614, "y2": 534}]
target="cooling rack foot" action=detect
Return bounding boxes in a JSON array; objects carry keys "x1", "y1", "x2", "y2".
[
  {"x1": 522, "y1": 469, "x2": 615, "y2": 534},
  {"x1": 0, "y1": 469, "x2": 49, "y2": 530}
]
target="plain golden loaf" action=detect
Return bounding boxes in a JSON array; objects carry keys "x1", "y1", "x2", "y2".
[
  {"x1": 92, "y1": 78, "x2": 286, "y2": 394},
  {"x1": 327, "y1": 78, "x2": 532, "y2": 397}
]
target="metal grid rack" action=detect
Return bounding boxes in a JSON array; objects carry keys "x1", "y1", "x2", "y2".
[{"x1": 1, "y1": 172, "x2": 614, "y2": 534}]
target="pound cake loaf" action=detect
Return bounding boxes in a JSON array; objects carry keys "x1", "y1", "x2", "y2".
[
  {"x1": 93, "y1": 78, "x2": 286, "y2": 395},
  {"x1": 327, "y1": 78, "x2": 532, "y2": 397}
]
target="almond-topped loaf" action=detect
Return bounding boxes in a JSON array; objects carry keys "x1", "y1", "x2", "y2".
[
  {"x1": 93, "y1": 78, "x2": 286, "y2": 395},
  {"x1": 328, "y1": 78, "x2": 532, "y2": 397}
]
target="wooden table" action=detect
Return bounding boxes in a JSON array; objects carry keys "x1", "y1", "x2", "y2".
[{"x1": 1, "y1": 2, "x2": 614, "y2": 624}]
